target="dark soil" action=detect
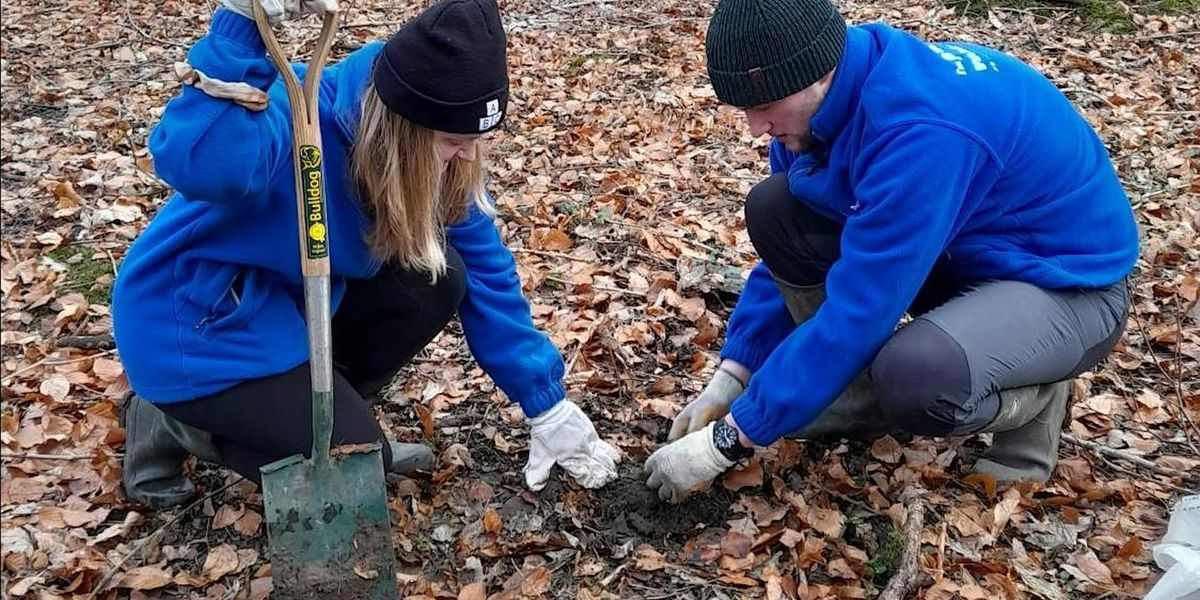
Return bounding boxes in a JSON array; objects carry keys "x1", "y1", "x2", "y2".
[{"x1": 269, "y1": 521, "x2": 397, "y2": 600}]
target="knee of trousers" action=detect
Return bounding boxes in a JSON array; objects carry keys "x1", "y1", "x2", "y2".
[
  {"x1": 744, "y1": 173, "x2": 798, "y2": 259},
  {"x1": 871, "y1": 318, "x2": 975, "y2": 436},
  {"x1": 439, "y1": 245, "x2": 469, "y2": 315}
]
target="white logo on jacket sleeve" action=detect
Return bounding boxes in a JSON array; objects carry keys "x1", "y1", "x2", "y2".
[
  {"x1": 479, "y1": 98, "x2": 502, "y2": 131},
  {"x1": 925, "y1": 42, "x2": 998, "y2": 76}
]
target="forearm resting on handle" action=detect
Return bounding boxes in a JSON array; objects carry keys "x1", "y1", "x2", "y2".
[{"x1": 149, "y1": 10, "x2": 297, "y2": 204}]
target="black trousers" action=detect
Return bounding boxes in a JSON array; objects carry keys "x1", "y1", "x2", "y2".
[
  {"x1": 744, "y1": 174, "x2": 1129, "y2": 436},
  {"x1": 160, "y1": 248, "x2": 467, "y2": 484}
]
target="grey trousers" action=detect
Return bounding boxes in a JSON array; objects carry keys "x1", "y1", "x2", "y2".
[{"x1": 745, "y1": 173, "x2": 1131, "y2": 436}]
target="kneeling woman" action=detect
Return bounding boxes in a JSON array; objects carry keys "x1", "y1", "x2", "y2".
[{"x1": 112, "y1": 0, "x2": 619, "y2": 508}]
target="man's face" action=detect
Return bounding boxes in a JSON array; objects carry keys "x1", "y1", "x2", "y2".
[{"x1": 741, "y1": 70, "x2": 835, "y2": 153}]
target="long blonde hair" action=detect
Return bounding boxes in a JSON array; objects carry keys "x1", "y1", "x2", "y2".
[{"x1": 350, "y1": 83, "x2": 490, "y2": 280}]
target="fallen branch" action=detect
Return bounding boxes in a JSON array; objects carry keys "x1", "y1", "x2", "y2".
[
  {"x1": 512, "y1": 247, "x2": 596, "y2": 263},
  {"x1": 1062, "y1": 433, "x2": 1200, "y2": 483},
  {"x1": 879, "y1": 487, "x2": 933, "y2": 600},
  {"x1": 57, "y1": 334, "x2": 116, "y2": 350}
]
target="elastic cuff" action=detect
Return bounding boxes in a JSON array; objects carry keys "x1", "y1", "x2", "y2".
[
  {"x1": 210, "y1": 8, "x2": 268, "y2": 52},
  {"x1": 729, "y1": 396, "x2": 779, "y2": 447},
  {"x1": 519, "y1": 381, "x2": 566, "y2": 419},
  {"x1": 720, "y1": 341, "x2": 771, "y2": 374}
]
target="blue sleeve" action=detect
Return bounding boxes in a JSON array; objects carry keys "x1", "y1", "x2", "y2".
[
  {"x1": 147, "y1": 8, "x2": 293, "y2": 205},
  {"x1": 719, "y1": 262, "x2": 796, "y2": 371},
  {"x1": 717, "y1": 140, "x2": 805, "y2": 370},
  {"x1": 730, "y1": 125, "x2": 997, "y2": 445},
  {"x1": 447, "y1": 198, "x2": 565, "y2": 418}
]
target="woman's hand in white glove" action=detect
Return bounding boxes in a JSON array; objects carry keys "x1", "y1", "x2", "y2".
[
  {"x1": 221, "y1": 0, "x2": 339, "y2": 24},
  {"x1": 525, "y1": 400, "x2": 621, "y2": 491}
]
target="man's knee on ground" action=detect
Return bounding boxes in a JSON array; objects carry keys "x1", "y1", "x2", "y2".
[{"x1": 871, "y1": 319, "x2": 974, "y2": 436}]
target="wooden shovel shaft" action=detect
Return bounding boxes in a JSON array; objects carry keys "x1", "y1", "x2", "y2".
[{"x1": 251, "y1": 4, "x2": 339, "y2": 466}]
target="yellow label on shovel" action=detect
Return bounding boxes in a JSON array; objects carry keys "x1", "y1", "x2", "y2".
[{"x1": 300, "y1": 145, "x2": 329, "y2": 259}]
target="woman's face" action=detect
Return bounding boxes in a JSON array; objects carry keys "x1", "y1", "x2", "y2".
[{"x1": 433, "y1": 131, "x2": 482, "y2": 163}]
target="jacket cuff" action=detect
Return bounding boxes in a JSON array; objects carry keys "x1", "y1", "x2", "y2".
[
  {"x1": 210, "y1": 7, "x2": 267, "y2": 51},
  {"x1": 729, "y1": 395, "x2": 778, "y2": 447},
  {"x1": 720, "y1": 338, "x2": 772, "y2": 373},
  {"x1": 519, "y1": 381, "x2": 566, "y2": 419}
]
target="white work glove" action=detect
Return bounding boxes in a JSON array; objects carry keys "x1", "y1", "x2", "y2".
[
  {"x1": 525, "y1": 401, "x2": 620, "y2": 491},
  {"x1": 644, "y1": 422, "x2": 735, "y2": 503},
  {"x1": 221, "y1": 0, "x2": 339, "y2": 24},
  {"x1": 668, "y1": 368, "x2": 745, "y2": 441}
]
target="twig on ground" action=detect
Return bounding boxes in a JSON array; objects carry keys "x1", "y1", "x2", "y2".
[
  {"x1": 1128, "y1": 284, "x2": 1200, "y2": 455},
  {"x1": 88, "y1": 476, "x2": 246, "y2": 598},
  {"x1": 879, "y1": 487, "x2": 933, "y2": 600},
  {"x1": 57, "y1": 335, "x2": 116, "y2": 350},
  {"x1": 512, "y1": 248, "x2": 596, "y2": 263},
  {"x1": 1172, "y1": 296, "x2": 1200, "y2": 447},
  {"x1": 599, "y1": 562, "x2": 627, "y2": 588},
  {"x1": 123, "y1": 0, "x2": 187, "y2": 47},
  {"x1": 544, "y1": 274, "x2": 646, "y2": 298},
  {"x1": 1062, "y1": 433, "x2": 1200, "y2": 484},
  {"x1": 564, "y1": 314, "x2": 608, "y2": 376},
  {"x1": 2, "y1": 350, "x2": 117, "y2": 385}
]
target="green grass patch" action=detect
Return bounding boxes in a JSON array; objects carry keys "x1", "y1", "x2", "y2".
[
  {"x1": 868, "y1": 526, "x2": 905, "y2": 584},
  {"x1": 46, "y1": 245, "x2": 113, "y2": 305},
  {"x1": 944, "y1": 0, "x2": 1137, "y2": 33}
]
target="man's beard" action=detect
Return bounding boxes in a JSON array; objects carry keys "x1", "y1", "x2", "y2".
[{"x1": 780, "y1": 132, "x2": 815, "y2": 153}]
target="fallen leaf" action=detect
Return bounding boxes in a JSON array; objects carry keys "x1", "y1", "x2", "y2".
[
  {"x1": 212, "y1": 504, "x2": 245, "y2": 529},
  {"x1": 458, "y1": 582, "x2": 486, "y2": 600},
  {"x1": 805, "y1": 505, "x2": 846, "y2": 538},
  {"x1": 720, "y1": 531, "x2": 752, "y2": 558},
  {"x1": 119, "y1": 566, "x2": 173, "y2": 590},
  {"x1": 991, "y1": 487, "x2": 1021, "y2": 537},
  {"x1": 870, "y1": 435, "x2": 903, "y2": 463},
  {"x1": 414, "y1": 404, "x2": 434, "y2": 439},
  {"x1": 199, "y1": 544, "x2": 240, "y2": 583},
  {"x1": 827, "y1": 558, "x2": 858, "y2": 580},
  {"x1": 1065, "y1": 549, "x2": 1114, "y2": 586},
  {"x1": 722, "y1": 461, "x2": 763, "y2": 491},
  {"x1": 539, "y1": 229, "x2": 573, "y2": 251},
  {"x1": 91, "y1": 358, "x2": 124, "y2": 381},
  {"x1": 483, "y1": 508, "x2": 502, "y2": 536},
  {"x1": 39, "y1": 375, "x2": 70, "y2": 403},
  {"x1": 234, "y1": 511, "x2": 263, "y2": 537},
  {"x1": 633, "y1": 544, "x2": 667, "y2": 571}
]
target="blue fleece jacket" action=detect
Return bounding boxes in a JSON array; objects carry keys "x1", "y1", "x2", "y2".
[
  {"x1": 723, "y1": 24, "x2": 1139, "y2": 445},
  {"x1": 111, "y1": 9, "x2": 565, "y2": 417}
]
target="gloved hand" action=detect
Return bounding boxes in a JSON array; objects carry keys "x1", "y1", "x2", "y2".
[
  {"x1": 668, "y1": 368, "x2": 745, "y2": 441},
  {"x1": 645, "y1": 422, "x2": 735, "y2": 503},
  {"x1": 221, "y1": 0, "x2": 339, "y2": 24},
  {"x1": 525, "y1": 400, "x2": 620, "y2": 491}
]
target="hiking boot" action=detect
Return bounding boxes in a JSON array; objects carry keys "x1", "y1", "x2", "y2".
[
  {"x1": 971, "y1": 381, "x2": 1072, "y2": 483},
  {"x1": 388, "y1": 441, "x2": 435, "y2": 474}
]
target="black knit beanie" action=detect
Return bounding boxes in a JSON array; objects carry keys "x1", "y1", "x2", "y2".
[
  {"x1": 374, "y1": 0, "x2": 509, "y2": 134},
  {"x1": 705, "y1": 0, "x2": 847, "y2": 108}
]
